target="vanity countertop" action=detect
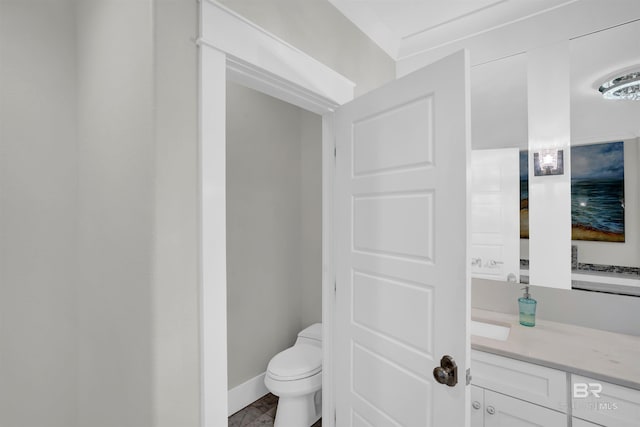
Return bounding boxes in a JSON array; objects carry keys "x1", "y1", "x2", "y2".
[{"x1": 471, "y1": 308, "x2": 640, "y2": 391}]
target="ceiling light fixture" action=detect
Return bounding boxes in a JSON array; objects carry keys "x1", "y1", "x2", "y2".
[{"x1": 598, "y1": 71, "x2": 640, "y2": 100}]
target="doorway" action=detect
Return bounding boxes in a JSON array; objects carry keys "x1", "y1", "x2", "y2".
[
  {"x1": 199, "y1": 4, "x2": 353, "y2": 426},
  {"x1": 225, "y1": 80, "x2": 323, "y2": 415}
]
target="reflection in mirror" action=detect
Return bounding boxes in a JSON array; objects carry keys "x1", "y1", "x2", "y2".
[
  {"x1": 570, "y1": 20, "x2": 640, "y2": 296},
  {"x1": 470, "y1": 54, "x2": 528, "y2": 284},
  {"x1": 470, "y1": 25, "x2": 640, "y2": 296}
]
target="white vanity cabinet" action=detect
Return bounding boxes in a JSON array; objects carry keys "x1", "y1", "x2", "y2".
[
  {"x1": 470, "y1": 350, "x2": 567, "y2": 427},
  {"x1": 471, "y1": 350, "x2": 640, "y2": 427},
  {"x1": 471, "y1": 385, "x2": 566, "y2": 427},
  {"x1": 471, "y1": 385, "x2": 484, "y2": 427},
  {"x1": 471, "y1": 350, "x2": 567, "y2": 409},
  {"x1": 571, "y1": 375, "x2": 640, "y2": 427}
]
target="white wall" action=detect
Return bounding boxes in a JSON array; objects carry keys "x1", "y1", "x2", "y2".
[
  {"x1": 470, "y1": 53, "x2": 528, "y2": 151},
  {"x1": 0, "y1": 1, "x2": 77, "y2": 426},
  {"x1": 0, "y1": 1, "x2": 209, "y2": 426},
  {"x1": 75, "y1": 1, "x2": 154, "y2": 426},
  {"x1": 226, "y1": 82, "x2": 322, "y2": 389},
  {"x1": 152, "y1": 0, "x2": 201, "y2": 425},
  {"x1": 300, "y1": 110, "x2": 323, "y2": 327},
  {"x1": 527, "y1": 42, "x2": 572, "y2": 290},
  {"x1": 473, "y1": 278, "x2": 640, "y2": 337},
  {"x1": 218, "y1": 0, "x2": 395, "y2": 96}
]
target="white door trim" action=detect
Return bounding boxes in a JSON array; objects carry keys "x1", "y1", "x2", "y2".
[
  {"x1": 199, "y1": 0, "x2": 354, "y2": 114},
  {"x1": 198, "y1": 2, "x2": 354, "y2": 426}
]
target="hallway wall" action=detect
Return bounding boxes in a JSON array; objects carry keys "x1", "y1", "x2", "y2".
[
  {"x1": 0, "y1": 1, "x2": 78, "y2": 425},
  {"x1": 75, "y1": 1, "x2": 155, "y2": 426},
  {"x1": 1, "y1": 1, "x2": 199, "y2": 426}
]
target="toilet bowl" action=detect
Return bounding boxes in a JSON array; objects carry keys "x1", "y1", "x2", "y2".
[{"x1": 265, "y1": 323, "x2": 322, "y2": 427}]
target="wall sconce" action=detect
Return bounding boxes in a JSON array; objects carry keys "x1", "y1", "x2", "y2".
[{"x1": 533, "y1": 149, "x2": 564, "y2": 176}]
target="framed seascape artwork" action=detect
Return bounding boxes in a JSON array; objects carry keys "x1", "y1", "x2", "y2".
[
  {"x1": 519, "y1": 141, "x2": 625, "y2": 242},
  {"x1": 571, "y1": 141, "x2": 625, "y2": 242}
]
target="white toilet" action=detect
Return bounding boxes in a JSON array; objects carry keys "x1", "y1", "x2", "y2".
[{"x1": 265, "y1": 323, "x2": 322, "y2": 427}]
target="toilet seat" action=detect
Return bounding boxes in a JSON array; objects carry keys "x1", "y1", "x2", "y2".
[{"x1": 267, "y1": 344, "x2": 322, "y2": 381}]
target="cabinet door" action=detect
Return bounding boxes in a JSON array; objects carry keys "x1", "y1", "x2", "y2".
[
  {"x1": 572, "y1": 375, "x2": 640, "y2": 427},
  {"x1": 484, "y1": 390, "x2": 566, "y2": 427},
  {"x1": 472, "y1": 350, "x2": 567, "y2": 411},
  {"x1": 471, "y1": 385, "x2": 484, "y2": 427}
]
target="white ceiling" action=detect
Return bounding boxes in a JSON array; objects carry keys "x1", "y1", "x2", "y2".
[
  {"x1": 328, "y1": 0, "x2": 578, "y2": 59},
  {"x1": 469, "y1": 18, "x2": 640, "y2": 150},
  {"x1": 570, "y1": 19, "x2": 640, "y2": 143}
]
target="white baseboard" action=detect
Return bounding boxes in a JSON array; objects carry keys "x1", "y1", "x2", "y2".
[{"x1": 228, "y1": 372, "x2": 269, "y2": 417}]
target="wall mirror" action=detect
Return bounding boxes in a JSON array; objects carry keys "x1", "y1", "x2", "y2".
[
  {"x1": 470, "y1": 52, "x2": 528, "y2": 285},
  {"x1": 470, "y1": 20, "x2": 640, "y2": 296},
  {"x1": 569, "y1": 20, "x2": 640, "y2": 296}
]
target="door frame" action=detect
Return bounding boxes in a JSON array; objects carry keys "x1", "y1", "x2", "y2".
[{"x1": 198, "y1": 2, "x2": 355, "y2": 426}]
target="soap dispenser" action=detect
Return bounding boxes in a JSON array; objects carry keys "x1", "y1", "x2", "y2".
[{"x1": 518, "y1": 286, "x2": 537, "y2": 327}]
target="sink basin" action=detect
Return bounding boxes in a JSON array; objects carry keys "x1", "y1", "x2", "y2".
[{"x1": 471, "y1": 320, "x2": 511, "y2": 341}]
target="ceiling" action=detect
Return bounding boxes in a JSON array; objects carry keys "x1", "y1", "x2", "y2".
[
  {"x1": 470, "y1": 18, "x2": 640, "y2": 150},
  {"x1": 570, "y1": 19, "x2": 640, "y2": 143},
  {"x1": 328, "y1": 0, "x2": 578, "y2": 59}
]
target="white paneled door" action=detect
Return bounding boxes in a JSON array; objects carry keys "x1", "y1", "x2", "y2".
[{"x1": 334, "y1": 51, "x2": 470, "y2": 426}]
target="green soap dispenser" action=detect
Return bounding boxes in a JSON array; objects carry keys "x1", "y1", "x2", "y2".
[{"x1": 518, "y1": 286, "x2": 537, "y2": 327}]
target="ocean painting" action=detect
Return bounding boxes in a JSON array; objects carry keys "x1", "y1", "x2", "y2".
[
  {"x1": 520, "y1": 150, "x2": 529, "y2": 239},
  {"x1": 571, "y1": 141, "x2": 625, "y2": 242}
]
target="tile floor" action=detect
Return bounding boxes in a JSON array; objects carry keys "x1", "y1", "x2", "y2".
[{"x1": 228, "y1": 393, "x2": 322, "y2": 427}]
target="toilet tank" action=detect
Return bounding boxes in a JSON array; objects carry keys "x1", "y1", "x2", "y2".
[{"x1": 295, "y1": 323, "x2": 322, "y2": 347}]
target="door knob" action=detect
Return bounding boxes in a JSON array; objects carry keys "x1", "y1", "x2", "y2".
[
  {"x1": 433, "y1": 355, "x2": 458, "y2": 387},
  {"x1": 472, "y1": 401, "x2": 481, "y2": 410},
  {"x1": 486, "y1": 406, "x2": 495, "y2": 415}
]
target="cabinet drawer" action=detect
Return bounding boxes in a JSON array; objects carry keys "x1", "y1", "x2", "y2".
[
  {"x1": 571, "y1": 375, "x2": 640, "y2": 427},
  {"x1": 471, "y1": 350, "x2": 567, "y2": 411},
  {"x1": 484, "y1": 390, "x2": 566, "y2": 427}
]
